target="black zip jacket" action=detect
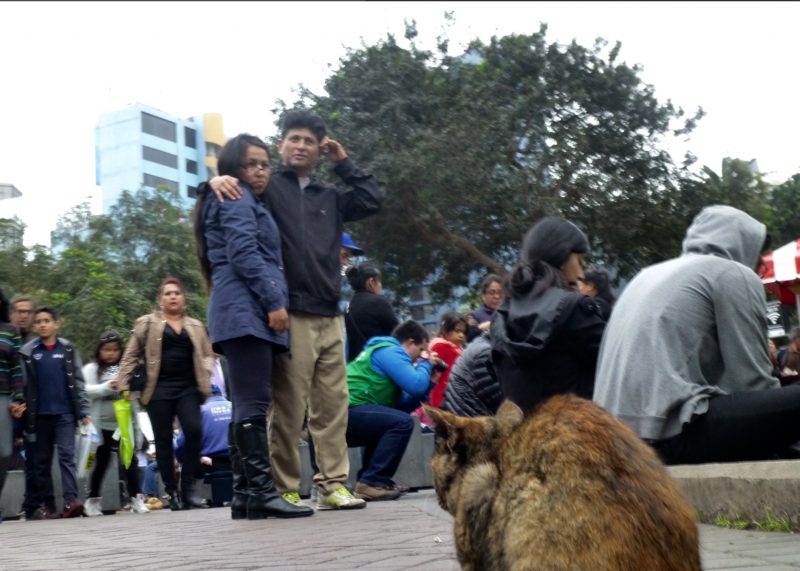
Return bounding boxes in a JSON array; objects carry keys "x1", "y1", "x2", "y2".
[
  {"x1": 264, "y1": 159, "x2": 382, "y2": 316},
  {"x1": 19, "y1": 337, "x2": 91, "y2": 441}
]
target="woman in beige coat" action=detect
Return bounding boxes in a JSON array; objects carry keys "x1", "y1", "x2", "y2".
[{"x1": 119, "y1": 276, "x2": 213, "y2": 511}]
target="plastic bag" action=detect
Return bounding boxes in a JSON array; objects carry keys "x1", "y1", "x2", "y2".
[
  {"x1": 75, "y1": 421, "x2": 102, "y2": 479},
  {"x1": 113, "y1": 393, "x2": 135, "y2": 469}
]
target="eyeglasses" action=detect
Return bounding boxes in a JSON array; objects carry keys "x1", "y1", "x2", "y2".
[
  {"x1": 240, "y1": 161, "x2": 271, "y2": 173},
  {"x1": 484, "y1": 289, "x2": 504, "y2": 297}
]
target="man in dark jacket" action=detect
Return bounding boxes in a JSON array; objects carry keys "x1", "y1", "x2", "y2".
[
  {"x1": 207, "y1": 109, "x2": 382, "y2": 511},
  {"x1": 20, "y1": 307, "x2": 92, "y2": 520}
]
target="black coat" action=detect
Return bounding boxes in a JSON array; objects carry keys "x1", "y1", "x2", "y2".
[
  {"x1": 345, "y1": 291, "x2": 399, "y2": 362},
  {"x1": 19, "y1": 337, "x2": 90, "y2": 440},
  {"x1": 490, "y1": 287, "x2": 607, "y2": 413},
  {"x1": 261, "y1": 159, "x2": 382, "y2": 317},
  {"x1": 441, "y1": 333, "x2": 503, "y2": 417}
]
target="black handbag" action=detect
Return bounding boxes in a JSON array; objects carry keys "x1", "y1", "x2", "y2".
[{"x1": 129, "y1": 319, "x2": 151, "y2": 392}]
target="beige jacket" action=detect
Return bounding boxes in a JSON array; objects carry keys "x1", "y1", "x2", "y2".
[{"x1": 118, "y1": 311, "x2": 213, "y2": 406}]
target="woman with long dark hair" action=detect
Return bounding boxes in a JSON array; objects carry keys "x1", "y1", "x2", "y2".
[
  {"x1": 490, "y1": 217, "x2": 608, "y2": 413},
  {"x1": 192, "y1": 133, "x2": 312, "y2": 519},
  {"x1": 83, "y1": 330, "x2": 148, "y2": 516},
  {"x1": 345, "y1": 263, "x2": 398, "y2": 362},
  {"x1": 118, "y1": 276, "x2": 213, "y2": 511}
]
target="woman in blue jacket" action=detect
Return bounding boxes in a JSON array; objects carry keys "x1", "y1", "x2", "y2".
[{"x1": 193, "y1": 134, "x2": 312, "y2": 520}]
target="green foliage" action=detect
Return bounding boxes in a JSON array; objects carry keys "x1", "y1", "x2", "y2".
[
  {"x1": 282, "y1": 21, "x2": 705, "y2": 302},
  {"x1": 768, "y1": 174, "x2": 800, "y2": 247},
  {"x1": 3, "y1": 185, "x2": 204, "y2": 358}
]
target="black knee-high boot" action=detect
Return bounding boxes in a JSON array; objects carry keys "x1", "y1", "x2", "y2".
[
  {"x1": 234, "y1": 417, "x2": 313, "y2": 519},
  {"x1": 228, "y1": 422, "x2": 248, "y2": 520}
]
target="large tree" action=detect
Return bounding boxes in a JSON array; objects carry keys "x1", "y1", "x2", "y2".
[{"x1": 284, "y1": 22, "x2": 703, "y2": 302}]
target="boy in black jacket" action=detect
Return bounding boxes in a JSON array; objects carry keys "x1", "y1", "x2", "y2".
[{"x1": 20, "y1": 307, "x2": 92, "y2": 519}]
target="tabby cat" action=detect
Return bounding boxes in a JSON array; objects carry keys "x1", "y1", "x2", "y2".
[{"x1": 424, "y1": 395, "x2": 701, "y2": 571}]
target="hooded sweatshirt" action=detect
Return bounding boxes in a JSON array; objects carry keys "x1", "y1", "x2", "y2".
[
  {"x1": 490, "y1": 283, "x2": 607, "y2": 414},
  {"x1": 593, "y1": 205, "x2": 778, "y2": 441}
]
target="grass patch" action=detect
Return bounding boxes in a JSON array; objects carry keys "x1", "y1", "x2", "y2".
[{"x1": 713, "y1": 512, "x2": 794, "y2": 533}]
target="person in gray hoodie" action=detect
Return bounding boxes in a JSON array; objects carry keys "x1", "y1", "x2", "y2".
[{"x1": 593, "y1": 204, "x2": 800, "y2": 464}]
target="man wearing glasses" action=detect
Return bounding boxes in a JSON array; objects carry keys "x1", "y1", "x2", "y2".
[
  {"x1": 10, "y1": 297, "x2": 35, "y2": 344},
  {"x1": 207, "y1": 109, "x2": 382, "y2": 513}
]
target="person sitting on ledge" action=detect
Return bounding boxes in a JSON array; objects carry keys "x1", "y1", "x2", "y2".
[{"x1": 345, "y1": 320, "x2": 440, "y2": 501}]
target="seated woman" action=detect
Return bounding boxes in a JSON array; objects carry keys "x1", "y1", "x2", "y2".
[
  {"x1": 346, "y1": 320, "x2": 439, "y2": 501},
  {"x1": 440, "y1": 332, "x2": 503, "y2": 418},
  {"x1": 345, "y1": 263, "x2": 399, "y2": 362},
  {"x1": 490, "y1": 217, "x2": 608, "y2": 414}
]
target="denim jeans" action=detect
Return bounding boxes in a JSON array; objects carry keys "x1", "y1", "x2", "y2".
[
  {"x1": 345, "y1": 404, "x2": 413, "y2": 487},
  {"x1": 33, "y1": 413, "x2": 79, "y2": 505},
  {"x1": 143, "y1": 460, "x2": 160, "y2": 497}
]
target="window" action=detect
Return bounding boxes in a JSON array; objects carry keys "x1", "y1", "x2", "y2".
[
  {"x1": 141, "y1": 112, "x2": 176, "y2": 142},
  {"x1": 184, "y1": 127, "x2": 197, "y2": 148},
  {"x1": 186, "y1": 159, "x2": 198, "y2": 174},
  {"x1": 187, "y1": 186, "x2": 198, "y2": 198},
  {"x1": 142, "y1": 146, "x2": 178, "y2": 169},
  {"x1": 143, "y1": 173, "x2": 178, "y2": 192}
]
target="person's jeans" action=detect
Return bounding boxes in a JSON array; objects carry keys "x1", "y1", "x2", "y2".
[
  {"x1": 654, "y1": 384, "x2": 800, "y2": 464},
  {"x1": 143, "y1": 460, "x2": 160, "y2": 497},
  {"x1": 345, "y1": 404, "x2": 414, "y2": 488},
  {"x1": 33, "y1": 413, "x2": 79, "y2": 505}
]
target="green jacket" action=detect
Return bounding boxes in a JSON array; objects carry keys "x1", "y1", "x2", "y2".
[{"x1": 346, "y1": 341, "x2": 397, "y2": 407}]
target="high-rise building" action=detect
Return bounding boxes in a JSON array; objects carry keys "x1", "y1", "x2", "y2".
[
  {"x1": 0, "y1": 183, "x2": 22, "y2": 201},
  {"x1": 95, "y1": 103, "x2": 225, "y2": 214}
]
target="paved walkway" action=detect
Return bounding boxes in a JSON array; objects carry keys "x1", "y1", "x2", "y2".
[{"x1": 2, "y1": 490, "x2": 799, "y2": 570}]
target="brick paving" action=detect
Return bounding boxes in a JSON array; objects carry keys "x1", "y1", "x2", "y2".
[{"x1": 2, "y1": 489, "x2": 799, "y2": 570}]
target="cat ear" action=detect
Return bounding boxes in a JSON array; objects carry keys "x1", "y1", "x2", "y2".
[{"x1": 495, "y1": 399, "x2": 524, "y2": 428}]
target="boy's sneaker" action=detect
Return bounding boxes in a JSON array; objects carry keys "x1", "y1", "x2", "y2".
[
  {"x1": 354, "y1": 482, "x2": 402, "y2": 502},
  {"x1": 130, "y1": 494, "x2": 150, "y2": 514},
  {"x1": 317, "y1": 486, "x2": 367, "y2": 510},
  {"x1": 83, "y1": 497, "x2": 103, "y2": 517},
  {"x1": 281, "y1": 491, "x2": 303, "y2": 505},
  {"x1": 62, "y1": 501, "x2": 84, "y2": 518}
]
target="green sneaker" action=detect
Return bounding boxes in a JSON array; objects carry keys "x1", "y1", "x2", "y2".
[
  {"x1": 317, "y1": 486, "x2": 367, "y2": 510},
  {"x1": 281, "y1": 491, "x2": 303, "y2": 505}
]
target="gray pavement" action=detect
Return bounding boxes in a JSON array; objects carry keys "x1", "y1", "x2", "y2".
[{"x1": 2, "y1": 489, "x2": 799, "y2": 570}]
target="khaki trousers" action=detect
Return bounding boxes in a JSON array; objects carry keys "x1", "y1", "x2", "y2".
[{"x1": 269, "y1": 313, "x2": 350, "y2": 494}]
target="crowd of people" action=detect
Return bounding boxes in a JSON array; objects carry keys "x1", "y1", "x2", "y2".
[{"x1": 1, "y1": 107, "x2": 798, "y2": 526}]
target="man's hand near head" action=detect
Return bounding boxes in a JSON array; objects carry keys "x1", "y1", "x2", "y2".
[{"x1": 320, "y1": 137, "x2": 347, "y2": 162}]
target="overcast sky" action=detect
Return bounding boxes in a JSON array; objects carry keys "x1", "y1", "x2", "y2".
[{"x1": 2, "y1": 1, "x2": 799, "y2": 247}]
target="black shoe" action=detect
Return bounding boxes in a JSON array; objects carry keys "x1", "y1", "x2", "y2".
[
  {"x1": 168, "y1": 495, "x2": 185, "y2": 511},
  {"x1": 234, "y1": 418, "x2": 313, "y2": 519},
  {"x1": 25, "y1": 507, "x2": 47, "y2": 521}
]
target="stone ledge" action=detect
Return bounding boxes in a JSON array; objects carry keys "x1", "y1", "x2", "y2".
[{"x1": 668, "y1": 460, "x2": 800, "y2": 526}]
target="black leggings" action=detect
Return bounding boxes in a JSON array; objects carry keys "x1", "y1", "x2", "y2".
[
  {"x1": 654, "y1": 384, "x2": 800, "y2": 464},
  {"x1": 218, "y1": 336, "x2": 276, "y2": 423},
  {"x1": 146, "y1": 391, "x2": 202, "y2": 493},
  {"x1": 89, "y1": 428, "x2": 141, "y2": 497}
]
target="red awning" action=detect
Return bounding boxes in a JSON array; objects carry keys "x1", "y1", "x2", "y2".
[{"x1": 760, "y1": 238, "x2": 800, "y2": 304}]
